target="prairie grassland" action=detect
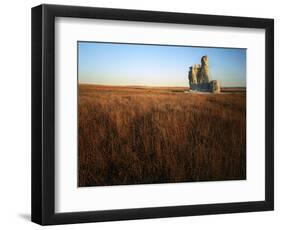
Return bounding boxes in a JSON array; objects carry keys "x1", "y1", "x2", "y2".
[{"x1": 78, "y1": 84, "x2": 246, "y2": 187}]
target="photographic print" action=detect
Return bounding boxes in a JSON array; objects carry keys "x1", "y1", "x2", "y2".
[
  {"x1": 32, "y1": 5, "x2": 274, "y2": 224},
  {"x1": 78, "y1": 41, "x2": 246, "y2": 187}
]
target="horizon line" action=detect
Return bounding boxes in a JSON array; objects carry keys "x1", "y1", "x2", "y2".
[{"x1": 78, "y1": 82, "x2": 246, "y2": 88}]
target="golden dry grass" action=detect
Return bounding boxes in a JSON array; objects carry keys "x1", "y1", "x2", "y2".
[{"x1": 78, "y1": 84, "x2": 246, "y2": 186}]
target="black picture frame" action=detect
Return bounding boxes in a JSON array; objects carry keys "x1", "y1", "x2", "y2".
[{"x1": 31, "y1": 4, "x2": 274, "y2": 225}]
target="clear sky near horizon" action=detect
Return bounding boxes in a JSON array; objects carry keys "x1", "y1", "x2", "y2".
[{"x1": 78, "y1": 42, "x2": 246, "y2": 87}]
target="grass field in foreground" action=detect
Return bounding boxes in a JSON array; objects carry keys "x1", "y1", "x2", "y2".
[{"x1": 78, "y1": 84, "x2": 246, "y2": 187}]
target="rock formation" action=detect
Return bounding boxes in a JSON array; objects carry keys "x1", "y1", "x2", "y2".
[
  {"x1": 209, "y1": 80, "x2": 220, "y2": 93},
  {"x1": 188, "y1": 55, "x2": 221, "y2": 93}
]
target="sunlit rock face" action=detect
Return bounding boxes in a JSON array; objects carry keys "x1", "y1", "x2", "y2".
[
  {"x1": 210, "y1": 80, "x2": 221, "y2": 93},
  {"x1": 188, "y1": 55, "x2": 221, "y2": 93}
]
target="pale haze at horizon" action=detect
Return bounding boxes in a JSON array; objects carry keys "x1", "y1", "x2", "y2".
[{"x1": 78, "y1": 42, "x2": 246, "y2": 87}]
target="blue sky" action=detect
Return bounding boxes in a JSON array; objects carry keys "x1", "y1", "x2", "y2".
[{"x1": 78, "y1": 42, "x2": 246, "y2": 87}]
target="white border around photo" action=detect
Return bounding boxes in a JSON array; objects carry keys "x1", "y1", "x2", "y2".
[{"x1": 54, "y1": 17, "x2": 265, "y2": 213}]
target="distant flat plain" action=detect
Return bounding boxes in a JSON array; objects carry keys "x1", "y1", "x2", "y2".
[{"x1": 78, "y1": 84, "x2": 246, "y2": 187}]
